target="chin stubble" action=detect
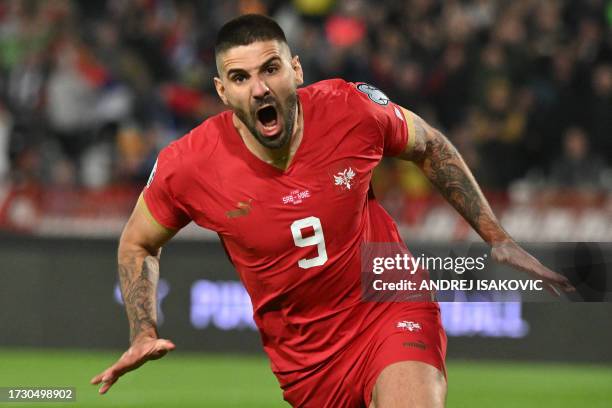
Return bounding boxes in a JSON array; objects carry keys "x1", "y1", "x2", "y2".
[{"x1": 238, "y1": 92, "x2": 298, "y2": 150}]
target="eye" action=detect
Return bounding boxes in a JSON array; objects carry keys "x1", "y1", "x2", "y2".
[
  {"x1": 265, "y1": 65, "x2": 279, "y2": 74},
  {"x1": 232, "y1": 74, "x2": 246, "y2": 83}
]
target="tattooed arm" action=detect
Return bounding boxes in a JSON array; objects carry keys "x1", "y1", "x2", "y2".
[
  {"x1": 397, "y1": 110, "x2": 507, "y2": 244},
  {"x1": 118, "y1": 194, "x2": 177, "y2": 343},
  {"x1": 396, "y1": 108, "x2": 574, "y2": 294},
  {"x1": 91, "y1": 194, "x2": 178, "y2": 394}
]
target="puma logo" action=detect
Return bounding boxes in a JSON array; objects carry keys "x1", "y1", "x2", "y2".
[
  {"x1": 226, "y1": 200, "x2": 253, "y2": 218},
  {"x1": 403, "y1": 341, "x2": 427, "y2": 350}
]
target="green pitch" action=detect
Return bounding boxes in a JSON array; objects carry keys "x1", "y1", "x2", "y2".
[{"x1": 0, "y1": 348, "x2": 610, "y2": 407}]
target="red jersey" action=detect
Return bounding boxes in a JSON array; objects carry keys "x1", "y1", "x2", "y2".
[{"x1": 144, "y1": 79, "x2": 419, "y2": 380}]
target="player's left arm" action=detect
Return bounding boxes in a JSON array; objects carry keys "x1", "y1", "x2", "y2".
[{"x1": 395, "y1": 107, "x2": 574, "y2": 295}]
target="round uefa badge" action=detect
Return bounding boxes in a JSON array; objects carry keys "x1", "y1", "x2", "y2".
[{"x1": 357, "y1": 83, "x2": 389, "y2": 105}]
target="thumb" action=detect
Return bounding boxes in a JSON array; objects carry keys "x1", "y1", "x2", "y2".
[
  {"x1": 148, "y1": 339, "x2": 176, "y2": 359},
  {"x1": 157, "y1": 339, "x2": 176, "y2": 350}
]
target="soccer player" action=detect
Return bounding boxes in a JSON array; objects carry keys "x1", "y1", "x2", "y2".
[{"x1": 91, "y1": 14, "x2": 574, "y2": 407}]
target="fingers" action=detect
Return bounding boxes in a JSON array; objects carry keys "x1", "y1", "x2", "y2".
[
  {"x1": 98, "y1": 377, "x2": 118, "y2": 394},
  {"x1": 548, "y1": 284, "x2": 561, "y2": 297},
  {"x1": 493, "y1": 246, "x2": 576, "y2": 296},
  {"x1": 551, "y1": 276, "x2": 575, "y2": 293},
  {"x1": 543, "y1": 282, "x2": 560, "y2": 297},
  {"x1": 554, "y1": 274, "x2": 575, "y2": 292},
  {"x1": 535, "y1": 264, "x2": 576, "y2": 294},
  {"x1": 90, "y1": 372, "x2": 105, "y2": 385},
  {"x1": 90, "y1": 338, "x2": 176, "y2": 395},
  {"x1": 532, "y1": 268, "x2": 575, "y2": 298},
  {"x1": 90, "y1": 364, "x2": 121, "y2": 385},
  {"x1": 90, "y1": 367, "x2": 120, "y2": 395}
]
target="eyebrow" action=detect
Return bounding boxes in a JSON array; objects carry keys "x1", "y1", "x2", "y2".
[{"x1": 226, "y1": 56, "x2": 282, "y2": 78}]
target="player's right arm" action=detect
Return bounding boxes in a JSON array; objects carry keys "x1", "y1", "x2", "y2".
[{"x1": 90, "y1": 194, "x2": 178, "y2": 394}]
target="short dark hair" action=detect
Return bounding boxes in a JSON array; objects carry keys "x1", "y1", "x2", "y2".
[{"x1": 215, "y1": 14, "x2": 288, "y2": 57}]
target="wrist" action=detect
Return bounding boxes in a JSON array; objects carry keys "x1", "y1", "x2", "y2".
[
  {"x1": 489, "y1": 237, "x2": 514, "y2": 246},
  {"x1": 130, "y1": 329, "x2": 159, "y2": 345},
  {"x1": 485, "y1": 229, "x2": 514, "y2": 246}
]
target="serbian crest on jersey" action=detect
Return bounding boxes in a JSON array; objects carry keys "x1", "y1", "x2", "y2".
[
  {"x1": 356, "y1": 83, "x2": 389, "y2": 105},
  {"x1": 397, "y1": 321, "x2": 422, "y2": 332},
  {"x1": 334, "y1": 167, "x2": 356, "y2": 190},
  {"x1": 329, "y1": 161, "x2": 357, "y2": 191}
]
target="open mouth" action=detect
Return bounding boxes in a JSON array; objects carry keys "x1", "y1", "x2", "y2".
[{"x1": 256, "y1": 105, "x2": 281, "y2": 137}]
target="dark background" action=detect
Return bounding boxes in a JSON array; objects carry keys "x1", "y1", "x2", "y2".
[{"x1": 2, "y1": 235, "x2": 610, "y2": 363}]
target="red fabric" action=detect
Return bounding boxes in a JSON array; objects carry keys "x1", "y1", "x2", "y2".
[
  {"x1": 142, "y1": 142, "x2": 191, "y2": 230},
  {"x1": 349, "y1": 82, "x2": 409, "y2": 156},
  {"x1": 281, "y1": 302, "x2": 446, "y2": 407},
  {"x1": 143, "y1": 79, "x2": 432, "y2": 397}
]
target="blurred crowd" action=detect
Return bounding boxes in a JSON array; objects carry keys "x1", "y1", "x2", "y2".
[{"x1": 0, "y1": 0, "x2": 611, "y2": 196}]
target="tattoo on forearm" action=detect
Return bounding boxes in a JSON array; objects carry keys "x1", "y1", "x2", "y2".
[
  {"x1": 118, "y1": 256, "x2": 159, "y2": 343},
  {"x1": 426, "y1": 135, "x2": 481, "y2": 220},
  {"x1": 420, "y1": 129, "x2": 506, "y2": 243}
]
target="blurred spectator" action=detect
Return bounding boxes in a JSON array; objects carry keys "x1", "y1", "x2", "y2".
[
  {"x1": 468, "y1": 79, "x2": 528, "y2": 188},
  {"x1": 549, "y1": 127, "x2": 607, "y2": 191},
  {"x1": 589, "y1": 64, "x2": 612, "y2": 157},
  {"x1": 0, "y1": 0, "x2": 609, "y2": 197},
  {"x1": 46, "y1": 39, "x2": 100, "y2": 163}
]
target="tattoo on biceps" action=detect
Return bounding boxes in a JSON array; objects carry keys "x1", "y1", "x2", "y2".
[
  {"x1": 414, "y1": 118, "x2": 426, "y2": 144},
  {"x1": 118, "y1": 256, "x2": 159, "y2": 342},
  {"x1": 407, "y1": 115, "x2": 427, "y2": 158}
]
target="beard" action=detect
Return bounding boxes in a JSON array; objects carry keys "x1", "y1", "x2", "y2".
[{"x1": 234, "y1": 91, "x2": 298, "y2": 149}]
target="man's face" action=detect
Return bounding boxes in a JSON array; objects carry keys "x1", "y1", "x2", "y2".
[{"x1": 214, "y1": 40, "x2": 304, "y2": 149}]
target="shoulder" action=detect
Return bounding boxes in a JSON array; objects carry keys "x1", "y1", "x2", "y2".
[
  {"x1": 299, "y1": 79, "x2": 392, "y2": 113},
  {"x1": 298, "y1": 78, "x2": 352, "y2": 98},
  {"x1": 298, "y1": 78, "x2": 362, "y2": 101},
  {"x1": 156, "y1": 110, "x2": 231, "y2": 171}
]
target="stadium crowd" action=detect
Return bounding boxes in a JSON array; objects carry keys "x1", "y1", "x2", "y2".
[{"x1": 0, "y1": 0, "x2": 611, "y2": 197}]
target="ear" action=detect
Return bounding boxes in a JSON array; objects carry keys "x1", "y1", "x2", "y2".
[
  {"x1": 214, "y1": 77, "x2": 229, "y2": 105},
  {"x1": 292, "y1": 55, "x2": 304, "y2": 86}
]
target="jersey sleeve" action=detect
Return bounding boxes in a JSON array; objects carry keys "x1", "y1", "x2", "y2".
[
  {"x1": 348, "y1": 82, "x2": 413, "y2": 157},
  {"x1": 142, "y1": 144, "x2": 191, "y2": 230}
]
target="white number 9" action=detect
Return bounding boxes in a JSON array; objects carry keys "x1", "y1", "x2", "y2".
[{"x1": 290, "y1": 216, "x2": 328, "y2": 269}]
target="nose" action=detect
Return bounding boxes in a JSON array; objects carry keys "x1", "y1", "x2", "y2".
[{"x1": 251, "y1": 77, "x2": 270, "y2": 100}]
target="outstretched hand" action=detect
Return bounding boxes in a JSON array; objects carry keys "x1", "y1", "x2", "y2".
[
  {"x1": 491, "y1": 241, "x2": 575, "y2": 296},
  {"x1": 90, "y1": 336, "x2": 176, "y2": 394}
]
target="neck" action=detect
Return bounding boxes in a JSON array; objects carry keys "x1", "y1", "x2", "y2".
[{"x1": 234, "y1": 101, "x2": 303, "y2": 170}]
